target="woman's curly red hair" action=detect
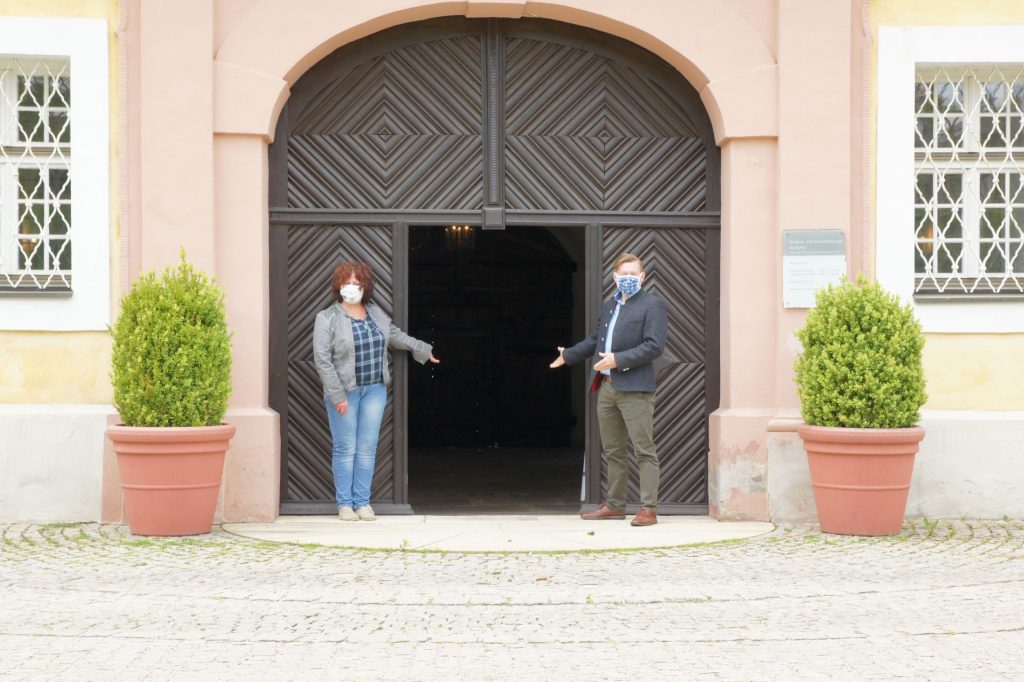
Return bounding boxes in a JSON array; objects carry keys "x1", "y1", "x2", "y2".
[{"x1": 331, "y1": 261, "x2": 376, "y2": 304}]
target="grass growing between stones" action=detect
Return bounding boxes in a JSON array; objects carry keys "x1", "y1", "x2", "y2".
[
  {"x1": 217, "y1": 535, "x2": 758, "y2": 557},
  {"x1": 2, "y1": 519, "x2": 1021, "y2": 559}
]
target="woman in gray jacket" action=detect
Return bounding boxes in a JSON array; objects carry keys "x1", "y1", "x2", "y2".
[{"x1": 313, "y1": 261, "x2": 438, "y2": 521}]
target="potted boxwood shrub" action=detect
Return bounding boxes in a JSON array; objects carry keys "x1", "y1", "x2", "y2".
[
  {"x1": 794, "y1": 275, "x2": 927, "y2": 536},
  {"x1": 106, "y1": 253, "x2": 234, "y2": 536}
]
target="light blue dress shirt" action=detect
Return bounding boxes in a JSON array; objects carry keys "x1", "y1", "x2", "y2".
[{"x1": 602, "y1": 291, "x2": 626, "y2": 375}]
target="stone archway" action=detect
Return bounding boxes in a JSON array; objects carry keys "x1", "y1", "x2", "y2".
[
  {"x1": 190, "y1": 0, "x2": 780, "y2": 521},
  {"x1": 267, "y1": 16, "x2": 721, "y2": 514},
  {"x1": 212, "y1": 1, "x2": 777, "y2": 144}
]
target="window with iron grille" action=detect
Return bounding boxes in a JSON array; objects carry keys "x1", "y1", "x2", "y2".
[
  {"x1": 0, "y1": 57, "x2": 71, "y2": 292},
  {"x1": 914, "y1": 66, "x2": 1024, "y2": 298}
]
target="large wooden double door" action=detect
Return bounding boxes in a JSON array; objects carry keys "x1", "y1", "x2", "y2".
[{"x1": 269, "y1": 17, "x2": 720, "y2": 514}]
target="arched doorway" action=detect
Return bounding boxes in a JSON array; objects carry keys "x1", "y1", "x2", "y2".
[{"x1": 268, "y1": 17, "x2": 720, "y2": 514}]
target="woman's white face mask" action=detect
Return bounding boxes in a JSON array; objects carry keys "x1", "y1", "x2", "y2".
[{"x1": 339, "y1": 284, "x2": 363, "y2": 304}]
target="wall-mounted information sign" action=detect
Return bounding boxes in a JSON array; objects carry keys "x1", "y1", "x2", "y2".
[{"x1": 783, "y1": 230, "x2": 847, "y2": 308}]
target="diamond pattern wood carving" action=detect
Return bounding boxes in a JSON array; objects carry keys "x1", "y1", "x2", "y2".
[
  {"x1": 505, "y1": 38, "x2": 707, "y2": 212},
  {"x1": 283, "y1": 224, "x2": 397, "y2": 504},
  {"x1": 288, "y1": 36, "x2": 485, "y2": 210},
  {"x1": 599, "y1": 226, "x2": 709, "y2": 506}
]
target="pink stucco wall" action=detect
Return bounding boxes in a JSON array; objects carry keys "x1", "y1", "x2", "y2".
[{"x1": 106, "y1": 0, "x2": 859, "y2": 523}]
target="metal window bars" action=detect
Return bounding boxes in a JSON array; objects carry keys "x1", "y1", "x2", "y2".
[
  {"x1": 0, "y1": 57, "x2": 71, "y2": 292},
  {"x1": 914, "y1": 65, "x2": 1024, "y2": 297}
]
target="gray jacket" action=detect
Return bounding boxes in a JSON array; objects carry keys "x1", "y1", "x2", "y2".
[
  {"x1": 313, "y1": 302, "x2": 433, "y2": 404},
  {"x1": 561, "y1": 289, "x2": 667, "y2": 393}
]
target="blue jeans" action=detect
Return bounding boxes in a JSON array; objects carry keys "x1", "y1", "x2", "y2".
[{"x1": 323, "y1": 384, "x2": 387, "y2": 509}]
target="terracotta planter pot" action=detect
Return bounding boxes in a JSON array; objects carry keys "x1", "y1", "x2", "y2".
[
  {"x1": 107, "y1": 423, "x2": 236, "y2": 536},
  {"x1": 797, "y1": 424, "x2": 925, "y2": 536}
]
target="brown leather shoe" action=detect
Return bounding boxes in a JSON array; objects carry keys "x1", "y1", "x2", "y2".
[
  {"x1": 630, "y1": 508, "x2": 657, "y2": 526},
  {"x1": 580, "y1": 504, "x2": 626, "y2": 520}
]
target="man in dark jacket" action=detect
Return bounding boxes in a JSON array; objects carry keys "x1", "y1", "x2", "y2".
[{"x1": 550, "y1": 252, "x2": 667, "y2": 526}]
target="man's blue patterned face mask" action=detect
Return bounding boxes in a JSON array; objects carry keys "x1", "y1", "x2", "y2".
[{"x1": 615, "y1": 274, "x2": 642, "y2": 297}]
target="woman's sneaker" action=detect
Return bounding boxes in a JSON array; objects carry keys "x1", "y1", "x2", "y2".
[
  {"x1": 355, "y1": 505, "x2": 376, "y2": 521},
  {"x1": 338, "y1": 506, "x2": 358, "y2": 522}
]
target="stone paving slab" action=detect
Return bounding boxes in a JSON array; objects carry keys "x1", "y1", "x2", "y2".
[
  {"x1": 1, "y1": 519, "x2": 1022, "y2": 680},
  {"x1": 222, "y1": 515, "x2": 774, "y2": 551}
]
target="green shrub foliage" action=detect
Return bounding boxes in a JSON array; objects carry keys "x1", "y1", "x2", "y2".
[
  {"x1": 794, "y1": 275, "x2": 926, "y2": 428},
  {"x1": 111, "y1": 255, "x2": 232, "y2": 427}
]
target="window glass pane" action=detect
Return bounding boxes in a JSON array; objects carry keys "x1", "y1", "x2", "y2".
[
  {"x1": 1011, "y1": 82, "x2": 1024, "y2": 113},
  {"x1": 49, "y1": 239, "x2": 70, "y2": 271},
  {"x1": 981, "y1": 242, "x2": 1007, "y2": 274},
  {"x1": 18, "y1": 168, "x2": 41, "y2": 200},
  {"x1": 1011, "y1": 208, "x2": 1024, "y2": 238},
  {"x1": 937, "y1": 117, "x2": 963, "y2": 147},
  {"x1": 49, "y1": 169, "x2": 69, "y2": 200},
  {"x1": 58, "y1": 240, "x2": 71, "y2": 271},
  {"x1": 980, "y1": 173, "x2": 996, "y2": 202},
  {"x1": 936, "y1": 208, "x2": 963, "y2": 240},
  {"x1": 915, "y1": 117, "x2": 933, "y2": 147},
  {"x1": 1009, "y1": 172, "x2": 1024, "y2": 202},
  {"x1": 1009, "y1": 116, "x2": 1024, "y2": 148},
  {"x1": 48, "y1": 111, "x2": 69, "y2": 144},
  {"x1": 915, "y1": 208, "x2": 932, "y2": 239},
  {"x1": 1011, "y1": 210, "x2": 1024, "y2": 273},
  {"x1": 915, "y1": 82, "x2": 932, "y2": 113},
  {"x1": 936, "y1": 208, "x2": 952, "y2": 232},
  {"x1": 983, "y1": 83, "x2": 1007, "y2": 112},
  {"x1": 937, "y1": 242, "x2": 961, "y2": 273},
  {"x1": 18, "y1": 110, "x2": 43, "y2": 142},
  {"x1": 938, "y1": 173, "x2": 962, "y2": 203},
  {"x1": 18, "y1": 238, "x2": 43, "y2": 270},
  {"x1": 982, "y1": 207, "x2": 1005, "y2": 239},
  {"x1": 915, "y1": 242, "x2": 929, "y2": 273},
  {"x1": 18, "y1": 75, "x2": 44, "y2": 106},
  {"x1": 19, "y1": 205, "x2": 44, "y2": 235},
  {"x1": 1012, "y1": 247, "x2": 1024, "y2": 272},
  {"x1": 942, "y1": 211, "x2": 963, "y2": 239},
  {"x1": 983, "y1": 116, "x2": 1008, "y2": 147},
  {"x1": 45, "y1": 77, "x2": 60, "y2": 107},
  {"x1": 56, "y1": 75, "x2": 70, "y2": 106},
  {"x1": 935, "y1": 83, "x2": 963, "y2": 113},
  {"x1": 980, "y1": 115, "x2": 998, "y2": 145},
  {"x1": 915, "y1": 173, "x2": 932, "y2": 203},
  {"x1": 50, "y1": 205, "x2": 69, "y2": 235}
]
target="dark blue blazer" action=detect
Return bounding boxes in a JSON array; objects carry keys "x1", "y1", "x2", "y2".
[{"x1": 561, "y1": 289, "x2": 668, "y2": 393}]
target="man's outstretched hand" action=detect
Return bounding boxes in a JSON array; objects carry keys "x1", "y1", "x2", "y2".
[{"x1": 593, "y1": 352, "x2": 617, "y2": 372}]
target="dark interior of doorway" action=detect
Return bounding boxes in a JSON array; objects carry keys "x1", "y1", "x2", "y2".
[{"x1": 407, "y1": 225, "x2": 586, "y2": 514}]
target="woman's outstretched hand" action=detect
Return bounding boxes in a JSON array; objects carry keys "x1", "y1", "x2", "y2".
[
  {"x1": 549, "y1": 346, "x2": 565, "y2": 368},
  {"x1": 428, "y1": 352, "x2": 440, "y2": 364}
]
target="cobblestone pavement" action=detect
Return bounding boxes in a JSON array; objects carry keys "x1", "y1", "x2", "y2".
[{"x1": 1, "y1": 519, "x2": 1023, "y2": 681}]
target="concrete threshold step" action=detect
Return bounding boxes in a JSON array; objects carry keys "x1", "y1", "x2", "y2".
[{"x1": 222, "y1": 515, "x2": 774, "y2": 552}]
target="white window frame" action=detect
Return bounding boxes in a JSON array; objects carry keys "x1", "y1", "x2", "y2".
[
  {"x1": 913, "y1": 65, "x2": 1024, "y2": 293},
  {"x1": 878, "y1": 25, "x2": 1024, "y2": 333},
  {"x1": 0, "y1": 17, "x2": 108, "y2": 331}
]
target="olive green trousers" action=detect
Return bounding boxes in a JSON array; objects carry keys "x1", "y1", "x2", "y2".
[{"x1": 596, "y1": 379, "x2": 659, "y2": 510}]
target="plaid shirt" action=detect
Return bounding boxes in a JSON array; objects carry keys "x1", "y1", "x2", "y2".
[{"x1": 350, "y1": 316, "x2": 385, "y2": 386}]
